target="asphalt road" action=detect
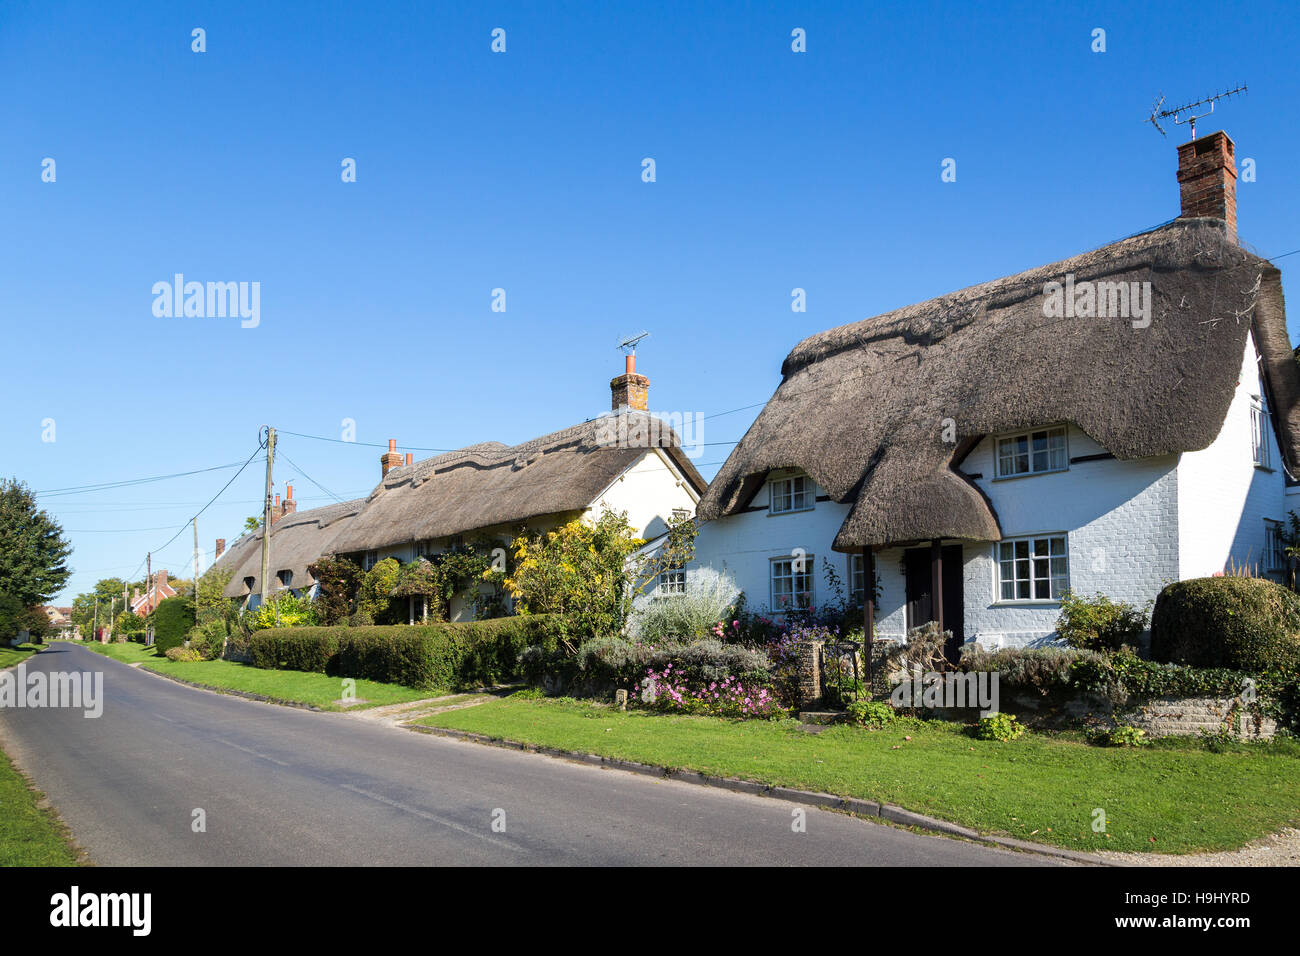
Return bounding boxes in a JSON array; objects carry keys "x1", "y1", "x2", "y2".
[{"x1": 0, "y1": 643, "x2": 1053, "y2": 866}]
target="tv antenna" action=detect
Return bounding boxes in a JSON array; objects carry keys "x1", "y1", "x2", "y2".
[
  {"x1": 618, "y1": 331, "x2": 649, "y2": 355},
  {"x1": 1147, "y1": 84, "x2": 1247, "y2": 140}
]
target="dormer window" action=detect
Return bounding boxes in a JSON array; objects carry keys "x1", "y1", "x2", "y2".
[
  {"x1": 278, "y1": 570, "x2": 293, "y2": 588},
  {"x1": 769, "y1": 473, "x2": 813, "y2": 514},
  {"x1": 995, "y1": 426, "x2": 1068, "y2": 479}
]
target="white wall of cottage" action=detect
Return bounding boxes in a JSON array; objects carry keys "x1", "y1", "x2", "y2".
[{"x1": 1176, "y1": 333, "x2": 1288, "y2": 581}]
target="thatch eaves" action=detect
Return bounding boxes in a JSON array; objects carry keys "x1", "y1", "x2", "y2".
[
  {"x1": 220, "y1": 499, "x2": 365, "y2": 598},
  {"x1": 698, "y1": 219, "x2": 1297, "y2": 551},
  {"x1": 329, "y1": 410, "x2": 707, "y2": 555}
]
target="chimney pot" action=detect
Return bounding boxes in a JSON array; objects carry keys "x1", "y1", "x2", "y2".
[
  {"x1": 611, "y1": 357, "x2": 650, "y2": 412},
  {"x1": 1177, "y1": 130, "x2": 1237, "y2": 239},
  {"x1": 405, "y1": 452, "x2": 413, "y2": 466},
  {"x1": 286, "y1": 484, "x2": 294, "y2": 501},
  {"x1": 381, "y1": 439, "x2": 403, "y2": 478}
]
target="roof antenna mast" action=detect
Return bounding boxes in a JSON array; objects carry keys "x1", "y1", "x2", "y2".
[
  {"x1": 618, "y1": 331, "x2": 649, "y2": 355},
  {"x1": 1147, "y1": 84, "x2": 1248, "y2": 140}
]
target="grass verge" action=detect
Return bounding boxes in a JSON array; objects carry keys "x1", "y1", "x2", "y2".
[
  {"x1": 61, "y1": 640, "x2": 439, "y2": 711},
  {"x1": 0, "y1": 642, "x2": 43, "y2": 669},
  {"x1": 0, "y1": 743, "x2": 81, "y2": 865},
  {"x1": 420, "y1": 695, "x2": 1300, "y2": 855}
]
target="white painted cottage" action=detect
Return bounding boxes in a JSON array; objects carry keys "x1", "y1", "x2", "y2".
[{"x1": 691, "y1": 130, "x2": 1300, "y2": 654}]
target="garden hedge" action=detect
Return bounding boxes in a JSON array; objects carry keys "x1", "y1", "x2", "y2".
[
  {"x1": 248, "y1": 615, "x2": 566, "y2": 690},
  {"x1": 1150, "y1": 576, "x2": 1300, "y2": 672},
  {"x1": 150, "y1": 596, "x2": 196, "y2": 654}
]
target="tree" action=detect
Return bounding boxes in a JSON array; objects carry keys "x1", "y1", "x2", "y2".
[
  {"x1": 244, "y1": 516, "x2": 262, "y2": 532},
  {"x1": 307, "y1": 556, "x2": 362, "y2": 625},
  {"x1": 71, "y1": 578, "x2": 129, "y2": 636},
  {"x1": 501, "y1": 507, "x2": 643, "y2": 648},
  {"x1": 0, "y1": 478, "x2": 72, "y2": 606},
  {"x1": 195, "y1": 565, "x2": 234, "y2": 624}
]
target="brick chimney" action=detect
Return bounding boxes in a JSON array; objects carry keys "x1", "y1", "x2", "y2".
[
  {"x1": 215, "y1": 538, "x2": 226, "y2": 560},
  {"x1": 1177, "y1": 131, "x2": 1237, "y2": 238},
  {"x1": 271, "y1": 492, "x2": 283, "y2": 524},
  {"x1": 281, "y1": 484, "x2": 297, "y2": 519},
  {"x1": 610, "y1": 354, "x2": 649, "y2": 412},
  {"x1": 381, "y1": 439, "x2": 403, "y2": 477}
]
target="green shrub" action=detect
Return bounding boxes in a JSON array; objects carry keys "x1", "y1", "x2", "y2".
[
  {"x1": 358, "y1": 558, "x2": 403, "y2": 625},
  {"x1": 251, "y1": 591, "x2": 317, "y2": 629},
  {"x1": 568, "y1": 636, "x2": 771, "y2": 690},
  {"x1": 975, "y1": 712, "x2": 1025, "y2": 741},
  {"x1": 165, "y1": 645, "x2": 203, "y2": 662},
  {"x1": 845, "y1": 699, "x2": 896, "y2": 728},
  {"x1": 306, "y1": 556, "x2": 363, "y2": 625},
  {"x1": 185, "y1": 619, "x2": 229, "y2": 661},
  {"x1": 248, "y1": 615, "x2": 566, "y2": 689},
  {"x1": 627, "y1": 567, "x2": 740, "y2": 641},
  {"x1": 1055, "y1": 590, "x2": 1148, "y2": 652},
  {"x1": 1150, "y1": 576, "x2": 1300, "y2": 672},
  {"x1": 960, "y1": 645, "x2": 1105, "y2": 698},
  {"x1": 1105, "y1": 724, "x2": 1148, "y2": 747},
  {"x1": 149, "y1": 596, "x2": 195, "y2": 654}
]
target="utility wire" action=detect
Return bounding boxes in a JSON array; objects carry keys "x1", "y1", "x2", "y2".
[
  {"x1": 277, "y1": 446, "x2": 346, "y2": 504},
  {"x1": 36, "y1": 461, "x2": 251, "y2": 497}
]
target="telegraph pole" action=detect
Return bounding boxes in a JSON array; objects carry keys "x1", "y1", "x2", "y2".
[
  {"x1": 259, "y1": 427, "x2": 276, "y2": 607},
  {"x1": 193, "y1": 517, "x2": 201, "y2": 601},
  {"x1": 146, "y1": 551, "x2": 153, "y2": 644},
  {"x1": 92, "y1": 597, "x2": 99, "y2": 643}
]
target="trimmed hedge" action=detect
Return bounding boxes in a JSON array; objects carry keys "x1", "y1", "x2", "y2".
[
  {"x1": 248, "y1": 615, "x2": 566, "y2": 690},
  {"x1": 150, "y1": 596, "x2": 196, "y2": 654},
  {"x1": 1150, "y1": 577, "x2": 1300, "y2": 672}
]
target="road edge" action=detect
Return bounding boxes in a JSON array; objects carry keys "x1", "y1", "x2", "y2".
[{"x1": 404, "y1": 721, "x2": 1111, "y2": 866}]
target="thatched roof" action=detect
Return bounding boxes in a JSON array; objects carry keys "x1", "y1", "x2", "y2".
[
  {"x1": 698, "y1": 219, "x2": 1298, "y2": 551},
  {"x1": 329, "y1": 410, "x2": 707, "y2": 554},
  {"x1": 218, "y1": 499, "x2": 366, "y2": 598}
]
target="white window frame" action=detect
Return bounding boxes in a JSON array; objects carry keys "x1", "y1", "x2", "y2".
[
  {"x1": 277, "y1": 569, "x2": 293, "y2": 589},
  {"x1": 364, "y1": 550, "x2": 378, "y2": 570},
  {"x1": 1264, "y1": 520, "x2": 1286, "y2": 573},
  {"x1": 769, "y1": 474, "x2": 814, "y2": 515},
  {"x1": 658, "y1": 569, "x2": 686, "y2": 595},
  {"x1": 994, "y1": 534, "x2": 1069, "y2": 603},
  {"x1": 994, "y1": 426, "x2": 1069, "y2": 480},
  {"x1": 1251, "y1": 399, "x2": 1272, "y2": 469},
  {"x1": 848, "y1": 553, "x2": 866, "y2": 605},
  {"x1": 770, "y1": 555, "x2": 814, "y2": 611}
]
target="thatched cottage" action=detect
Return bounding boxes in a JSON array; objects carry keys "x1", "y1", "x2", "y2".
[
  {"x1": 215, "y1": 359, "x2": 706, "y2": 619},
  {"x1": 693, "y1": 130, "x2": 1299, "y2": 654}
]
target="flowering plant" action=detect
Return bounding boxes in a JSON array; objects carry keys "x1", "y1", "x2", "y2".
[{"x1": 639, "y1": 665, "x2": 787, "y2": 720}]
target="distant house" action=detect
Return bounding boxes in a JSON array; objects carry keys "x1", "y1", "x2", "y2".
[
  {"x1": 130, "y1": 570, "x2": 177, "y2": 616},
  {"x1": 39, "y1": 606, "x2": 75, "y2": 638},
  {"x1": 693, "y1": 130, "x2": 1300, "y2": 654},
  {"x1": 215, "y1": 359, "x2": 706, "y2": 619}
]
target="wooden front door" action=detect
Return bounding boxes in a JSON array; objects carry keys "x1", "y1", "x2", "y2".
[{"x1": 903, "y1": 545, "x2": 965, "y2": 664}]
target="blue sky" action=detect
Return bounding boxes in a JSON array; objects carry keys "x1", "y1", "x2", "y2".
[{"x1": 3, "y1": 0, "x2": 1298, "y2": 603}]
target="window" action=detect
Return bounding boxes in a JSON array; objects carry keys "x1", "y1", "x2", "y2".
[
  {"x1": 1265, "y1": 521, "x2": 1286, "y2": 573},
  {"x1": 1252, "y1": 400, "x2": 1272, "y2": 469},
  {"x1": 995, "y1": 427, "x2": 1068, "y2": 479},
  {"x1": 848, "y1": 553, "x2": 866, "y2": 604},
  {"x1": 771, "y1": 556, "x2": 814, "y2": 611},
  {"x1": 770, "y1": 474, "x2": 813, "y2": 514},
  {"x1": 658, "y1": 569, "x2": 686, "y2": 595},
  {"x1": 364, "y1": 550, "x2": 378, "y2": 570},
  {"x1": 277, "y1": 570, "x2": 293, "y2": 588},
  {"x1": 996, "y1": 535, "x2": 1068, "y2": 601}
]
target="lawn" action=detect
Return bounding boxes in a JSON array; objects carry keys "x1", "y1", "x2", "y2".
[
  {"x1": 61, "y1": 640, "x2": 439, "y2": 711},
  {"x1": 0, "y1": 738, "x2": 81, "y2": 866},
  {"x1": 422, "y1": 695, "x2": 1300, "y2": 855},
  {"x1": 0, "y1": 642, "x2": 43, "y2": 669}
]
